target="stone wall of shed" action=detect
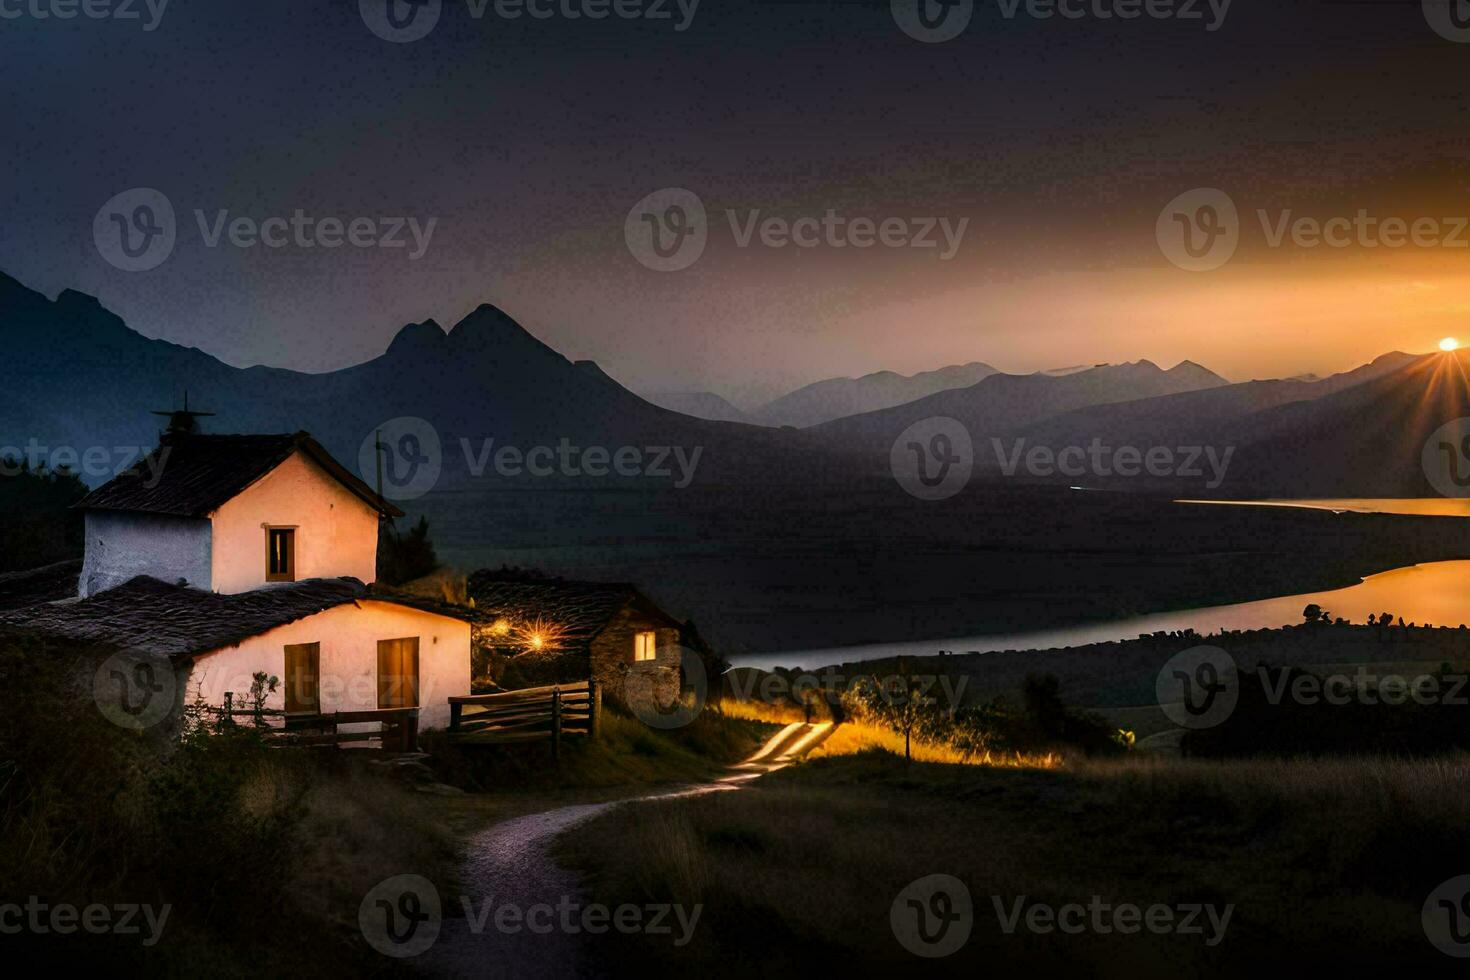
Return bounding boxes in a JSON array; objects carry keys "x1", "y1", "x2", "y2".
[{"x1": 589, "y1": 606, "x2": 682, "y2": 707}]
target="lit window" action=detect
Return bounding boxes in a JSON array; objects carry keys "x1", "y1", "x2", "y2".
[
  {"x1": 267, "y1": 527, "x2": 296, "y2": 582},
  {"x1": 633, "y1": 631, "x2": 657, "y2": 662}
]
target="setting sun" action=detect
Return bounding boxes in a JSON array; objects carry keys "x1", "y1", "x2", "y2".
[{"x1": 1441, "y1": 337, "x2": 1460, "y2": 352}]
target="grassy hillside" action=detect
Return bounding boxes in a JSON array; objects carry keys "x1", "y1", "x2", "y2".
[{"x1": 556, "y1": 751, "x2": 1469, "y2": 975}]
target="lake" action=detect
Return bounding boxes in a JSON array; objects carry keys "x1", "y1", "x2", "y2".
[
  {"x1": 407, "y1": 485, "x2": 1470, "y2": 660},
  {"x1": 730, "y1": 559, "x2": 1470, "y2": 671},
  {"x1": 1177, "y1": 498, "x2": 1470, "y2": 518}
]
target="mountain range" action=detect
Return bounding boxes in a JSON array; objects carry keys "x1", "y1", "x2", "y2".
[
  {"x1": 747, "y1": 361, "x2": 1000, "y2": 428},
  {"x1": 1, "y1": 268, "x2": 1465, "y2": 499}
]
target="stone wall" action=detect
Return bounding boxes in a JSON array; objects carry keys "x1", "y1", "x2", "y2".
[{"x1": 589, "y1": 605, "x2": 682, "y2": 706}]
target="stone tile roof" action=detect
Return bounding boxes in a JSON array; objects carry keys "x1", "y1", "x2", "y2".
[
  {"x1": 0, "y1": 576, "x2": 469, "y2": 659},
  {"x1": 75, "y1": 432, "x2": 404, "y2": 519},
  {"x1": 0, "y1": 558, "x2": 82, "y2": 612},
  {"x1": 465, "y1": 572, "x2": 682, "y2": 649}
]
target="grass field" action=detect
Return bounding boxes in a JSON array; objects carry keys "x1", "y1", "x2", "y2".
[{"x1": 555, "y1": 750, "x2": 1470, "y2": 976}]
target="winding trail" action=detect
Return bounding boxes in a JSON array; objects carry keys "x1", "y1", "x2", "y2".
[{"x1": 417, "y1": 722, "x2": 835, "y2": 978}]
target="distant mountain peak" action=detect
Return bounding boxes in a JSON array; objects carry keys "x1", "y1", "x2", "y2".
[
  {"x1": 56, "y1": 288, "x2": 104, "y2": 311},
  {"x1": 445, "y1": 303, "x2": 560, "y2": 361},
  {"x1": 385, "y1": 318, "x2": 445, "y2": 357}
]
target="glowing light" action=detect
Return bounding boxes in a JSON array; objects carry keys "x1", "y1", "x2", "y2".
[
  {"x1": 513, "y1": 616, "x2": 566, "y2": 654},
  {"x1": 1441, "y1": 337, "x2": 1460, "y2": 352},
  {"x1": 489, "y1": 618, "x2": 511, "y2": 636}
]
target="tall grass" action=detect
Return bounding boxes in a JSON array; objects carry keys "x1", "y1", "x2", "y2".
[
  {"x1": 0, "y1": 634, "x2": 458, "y2": 973},
  {"x1": 558, "y1": 751, "x2": 1470, "y2": 975},
  {"x1": 723, "y1": 696, "x2": 1061, "y2": 767},
  {"x1": 807, "y1": 718, "x2": 1060, "y2": 767}
]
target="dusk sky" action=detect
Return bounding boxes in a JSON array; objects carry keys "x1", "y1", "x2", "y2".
[{"x1": 6, "y1": 1, "x2": 1470, "y2": 405}]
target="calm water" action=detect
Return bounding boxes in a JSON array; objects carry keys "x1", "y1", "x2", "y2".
[
  {"x1": 1177, "y1": 498, "x2": 1470, "y2": 518},
  {"x1": 732, "y1": 558, "x2": 1470, "y2": 671}
]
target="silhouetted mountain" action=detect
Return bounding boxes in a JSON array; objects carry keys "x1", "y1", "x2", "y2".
[
  {"x1": 0, "y1": 271, "x2": 816, "y2": 490},
  {"x1": 1217, "y1": 350, "x2": 1470, "y2": 496},
  {"x1": 982, "y1": 351, "x2": 1445, "y2": 495},
  {"x1": 644, "y1": 391, "x2": 754, "y2": 424},
  {"x1": 1013, "y1": 352, "x2": 1420, "y2": 461},
  {"x1": 2, "y1": 268, "x2": 1453, "y2": 501},
  {"x1": 753, "y1": 361, "x2": 999, "y2": 428},
  {"x1": 811, "y1": 359, "x2": 1229, "y2": 455}
]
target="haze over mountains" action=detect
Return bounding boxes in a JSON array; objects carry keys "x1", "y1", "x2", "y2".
[
  {"x1": 1, "y1": 268, "x2": 1464, "y2": 500},
  {"x1": 812, "y1": 360, "x2": 1231, "y2": 449},
  {"x1": 749, "y1": 362, "x2": 1000, "y2": 428},
  {"x1": 643, "y1": 391, "x2": 752, "y2": 424}
]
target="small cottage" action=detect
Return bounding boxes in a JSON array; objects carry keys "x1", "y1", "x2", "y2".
[
  {"x1": 3, "y1": 421, "x2": 472, "y2": 735},
  {"x1": 465, "y1": 571, "x2": 683, "y2": 701}
]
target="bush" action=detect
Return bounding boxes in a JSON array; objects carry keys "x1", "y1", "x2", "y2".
[{"x1": 838, "y1": 671, "x2": 1123, "y2": 760}]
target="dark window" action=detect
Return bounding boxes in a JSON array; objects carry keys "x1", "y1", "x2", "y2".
[{"x1": 267, "y1": 527, "x2": 296, "y2": 582}]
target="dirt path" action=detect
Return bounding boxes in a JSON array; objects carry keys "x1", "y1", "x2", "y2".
[{"x1": 416, "y1": 723, "x2": 834, "y2": 978}]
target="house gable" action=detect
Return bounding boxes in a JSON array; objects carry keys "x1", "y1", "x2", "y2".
[
  {"x1": 210, "y1": 449, "x2": 381, "y2": 594},
  {"x1": 74, "y1": 431, "x2": 400, "y2": 597}
]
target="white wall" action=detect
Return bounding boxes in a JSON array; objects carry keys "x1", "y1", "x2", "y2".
[
  {"x1": 210, "y1": 450, "x2": 380, "y2": 593},
  {"x1": 79, "y1": 510, "x2": 212, "y2": 597},
  {"x1": 184, "y1": 600, "x2": 470, "y2": 733}
]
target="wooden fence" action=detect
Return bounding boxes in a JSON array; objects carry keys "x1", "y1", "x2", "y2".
[
  {"x1": 213, "y1": 693, "x2": 420, "y2": 752},
  {"x1": 448, "y1": 680, "x2": 601, "y2": 758}
]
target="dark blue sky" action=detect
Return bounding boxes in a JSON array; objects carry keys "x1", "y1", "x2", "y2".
[{"x1": 3, "y1": 1, "x2": 1466, "y2": 403}]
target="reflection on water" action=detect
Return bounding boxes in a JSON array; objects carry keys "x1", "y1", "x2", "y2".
[
  {"x1": 1177, "y1": 498, "x2": 1470, "y2": 518},
  {"x1": 733, "y1": 560, "x2": 1470, "y2": 671}
]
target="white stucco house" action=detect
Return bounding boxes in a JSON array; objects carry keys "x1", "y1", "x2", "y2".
[{"x1": 4, "y1": 427, "x2": 472, "y2": 735}]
